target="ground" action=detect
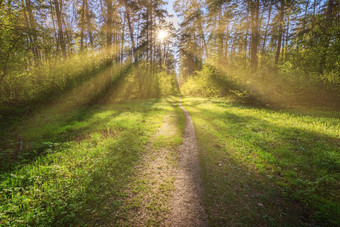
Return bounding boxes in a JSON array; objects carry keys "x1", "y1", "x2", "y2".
[
  {"x1": 182, "y1": 97, "x2": 340, "y2": 226},
  {"x1": 0, "y1": 97, "x2": 339, "y2": 226}
]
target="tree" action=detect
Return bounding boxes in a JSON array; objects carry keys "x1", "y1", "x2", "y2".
[
  {"x1": 274, "y1": 0, "x2": 284, "y2": 66},
  {"x1": 53, "y1": 0, "x2": 66, "y2": 57},
  {"x1": 250, "y1": 0, "x2": 260, "y2": 73}
]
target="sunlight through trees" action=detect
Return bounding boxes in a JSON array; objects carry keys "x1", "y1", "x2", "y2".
[{"x1": 0, "y1": 0, "x2": 339, "y2": 226}]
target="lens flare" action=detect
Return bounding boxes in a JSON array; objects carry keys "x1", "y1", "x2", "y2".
[{"x1": 157, "y1": 30, "x2": 168, "y2": 42}]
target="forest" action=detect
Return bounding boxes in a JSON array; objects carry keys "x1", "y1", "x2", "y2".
[{"x1": 0, "y1": 0, "x2": 339, "y2": 226}]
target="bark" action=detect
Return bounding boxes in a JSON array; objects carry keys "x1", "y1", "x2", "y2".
[
  {"x1": 85, "y1": 0, "x2": 93, "y2": 47},
  {"x1": 218, "y1": 9, "x2": 224, "y2": 64},
  {"x1": 120, "y1": 10, "x2": 125, "y2": 64},
  {"x1": 244, "y1": 7, "x2": 249, "y2": 65},
  {"x1": 303, "y1": 0, "x2": 309, "y2": 31},
  {"x1": 261, "y1": 3, "x2": 272, "y2": 68},
  {"x1": 312, "y1": 0, "x2": 316, "y2": 30},
  {"x1": 285, "y1": 13, "x2": 289, "y2": 62},
  {"x1": 126, "y1": 10, "x2": 135, "y2": 59},
  {"x1": 262, "y1": 4, "x2": 272, "y2": 53},
  {"x1": 54, "y1": 0, "x2": 66, "y2": 57},
  {"x1": 274, "y1": 0, "x2": 284, "y2": 66},
  {"x1": 197, "y1": 14, "x2": 208, "y2": 58},
  {"x1": 150, "y1": 7, "x2": 153, "y2": 68},
  {"x1": 22, "y1": 0, "x2": 33, "y2": 56},
  {"x1": 80, "y1": 0, "x2": 85, "y2": 51},
  {"x1": 106, "y1": 0, "x2": 113, "y2": 47},
  {"x1": 250, "y1": 0, "x2": 260, "y2": 74},
  {"x1": 319, "y1": 0, "x2": 335, "y2": 74},
  {"x1": 49, "y1": 0, "x2": 58, "y2": 54},
  {"x1": 146, "y1": 3, "x2": 150, "y2": 63},
  {"x1": 126, "y1": 10, "x2": 141, "y2": 95},
  {"x1": 25, "y1": 0, "x2": 39, "y2": 60},
  {"x1": 224, "y1": 20, "x2": 229, "y2": 64}
]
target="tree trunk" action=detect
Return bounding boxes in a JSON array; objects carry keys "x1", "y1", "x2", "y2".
[
  {"x1": 261, "y1": 3, "x2": 272, "y2": 68},
  {"x1": 80, "y1": 0, "x2": 85, "y2": 51},
  {"x1": 319, "y1": 0, "x2": 335, "y2": 74},
  {"x1": 25, "y1": 0, "x2": 39, "y2": 60},
  {"x1": 218, "y1": 9, "x2": 224, "y2": 64},
  {"x1": 120, "y1": 10, "x2": 125, "y2": 65},
  {"x1": 22, "y1": 0, "x2": 34, "y2": 62},
  {"x1": 197, "y1": 14, "x2": 208, "y2": 59},
  {"x1": 250, "y1": 0, "x2": 259, "y2": 74},
  {"x1": 244, "y1": 8, "x2": 249, "y2": 66},
  {"x1": 262, "y1": 4, "x2": 272, "y2": 53},
  {"x1": 146, "y1": 3, "x2": 149, "y2": 63},
  {"x1": 285, "y1": 13, "x2": 289, "y2": 62},
  {"x1": 274, "y1": 0, "x2": 284, "y2": 66},
  {"x1": 224, "y1": 20, "x2": 229, "y2": 65},
  {"x1": 106, "y1": 0, "x2": 113, "y2": 47},
  {"x1": 54, "y1": 0, "x2": 66, "y2": 57},
  {"x1": 150, "y1": 8, "x2": 153, "y2": 66},
  {"x1": 126, "y1": 10, "x2": 135, "y2": 60},
  {"x1": 303, "y1": 0, "x2": 309, "y2": 31},
  {"x1": 85, "y1": 0, "x2": 93, "y2": 48},
  {"x1": 126, "y1": 9, "x2": 141, "y2": 94}
]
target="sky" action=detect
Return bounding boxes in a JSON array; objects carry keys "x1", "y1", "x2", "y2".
[
  {"x1": 164, "y1": 0, "x2": 182, "y2": 76},
  {"x1": 165, "y1": 0, "x2": 181, "y2": 29}
]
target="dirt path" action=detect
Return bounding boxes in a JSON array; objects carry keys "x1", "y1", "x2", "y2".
[
  {"x1": 113, "y1": 109, "x2": 179, "y2": 226},
  {"x1": 165, "y1": 100, "x2": 208, "y2": 226},
  {"x1": 112, "y1": 99, "x2": 208, "y2": 226}
]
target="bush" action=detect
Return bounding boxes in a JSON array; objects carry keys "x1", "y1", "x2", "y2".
[
  {"x1": 0, "y1": 49, "x2": 116, "y2": 107},
  {"x1": 181, "y1": 65, "x2": 222, "y2": 97}
]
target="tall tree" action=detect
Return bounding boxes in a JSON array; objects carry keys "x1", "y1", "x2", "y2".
[
  {"x1": 53, "y1": 0, "x2": 66, "y2": 57},
  {"x1": 274, "y1": 0, "x2": 285, "y2": 66},
  {"x1": 250, "y1": 0, "x2": 260, "y2": 73}
]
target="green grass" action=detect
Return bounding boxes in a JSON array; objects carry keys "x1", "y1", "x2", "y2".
[
  {"x1": 2, "y1": 95, "x2": 339, "y2": 226},
  {"x1": 0, "y1": 99, "x2": 179, "y2": 226},
  {"x1": 181, "y1": 97, "x2": 340, "y2": 226}
]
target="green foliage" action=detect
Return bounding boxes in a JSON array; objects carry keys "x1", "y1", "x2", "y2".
[
  {"x1": 103, "y1": 64, "x2": 179, "y2": 102},
  {"x1": 0, "y1": 0, "x2": 178, "y2": 111},
  {"x1": 157, "y1": 71, "x2": 179, "y2": 97},
  {"x1": 177, "y1": 0, "x2": 340, "y2": 108},
  {"x1": 0, "y1": 50, "x2": 117, "y2": 106},
  {"x1": 180, "y1": 65, "x2": 223, "y2": 97},
  {"x1": 180, "y1": 60, "x2": 340, "y2": 108}
]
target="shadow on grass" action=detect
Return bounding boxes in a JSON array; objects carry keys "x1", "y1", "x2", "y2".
[
  {"x1": 183, "y1": 98, "x2": 339, "y2": 226},
  {"x1": 0, "y1": 98, "x2": 165, "y2": 226},
  {"x1": 0, "y1": 98, "x2": 160, "y2": 173},
  {"x1": 0, "y1": 61, "x2": 139, "y2": 173}
]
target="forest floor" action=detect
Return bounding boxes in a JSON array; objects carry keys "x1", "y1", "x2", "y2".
[
  {"x1": 181, "y1": 97, "x2": 340, "y2": 226},
  {"x1": 0, "y1": 97, "x2": 339, "y2": 226}
]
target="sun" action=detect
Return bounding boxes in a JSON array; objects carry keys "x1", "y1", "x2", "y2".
[{"x1": 157, "y1": 30, "x2": 168, "y2": 42}]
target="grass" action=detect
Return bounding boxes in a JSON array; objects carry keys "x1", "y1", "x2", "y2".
[
  {"x1": 0, "y1": 98, "x2": 182, "y2": 226},
  {"x1": 1, "y1": 95, "x2": 339, "y2": 226},
  {"x1": 181, "y1": 97, "x2": 340, "y2": 226}
]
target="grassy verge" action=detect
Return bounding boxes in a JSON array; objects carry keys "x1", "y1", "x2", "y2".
[
  {"x1": 0, "y1": 99, "x2": 177, "y2": 226},
  {"x1": 181, "y1": 97, "x2": 340, "y2": 226}
]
